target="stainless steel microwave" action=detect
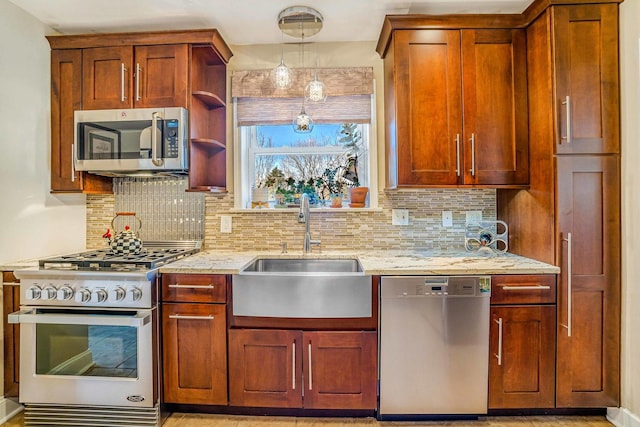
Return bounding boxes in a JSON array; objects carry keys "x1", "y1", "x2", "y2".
[{"x1": 74, "y1": 107, "x2": 188, "y2": 176}]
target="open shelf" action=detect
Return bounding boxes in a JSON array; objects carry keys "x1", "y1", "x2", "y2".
[
  {"x1": 192, "y1": 91, "x2": 225, "y2": 109},
  {"x1": 191, "y1": 138, "x2": 225, "y2": 150}
]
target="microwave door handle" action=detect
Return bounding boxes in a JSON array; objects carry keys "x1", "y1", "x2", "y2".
[
  {"x1": 8, "y1": 309, "x2": 152, "y2": 328},
  {"x1": 151, "y1": 111, "x2": 164, "y2": 167}
]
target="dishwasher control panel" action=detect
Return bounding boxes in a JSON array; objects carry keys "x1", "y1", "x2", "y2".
[{"x1": 381, "y1": 276, "x2": 491, "y2": 297}]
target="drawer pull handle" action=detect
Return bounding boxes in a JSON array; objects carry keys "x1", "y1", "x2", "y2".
[
  {"x1": 168, "y1": 284, "x2": 214, "y2": 289},
  {"x1": 168, "y1": 314, "x2": 213, "y2": 320},
  {"x1": 501, "y1": 285, "x2": 551, "y2": 291}
]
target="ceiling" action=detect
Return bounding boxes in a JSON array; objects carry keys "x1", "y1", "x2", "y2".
[{"x1": 8, "y1": 0, "x2": 534, "y2": 45}]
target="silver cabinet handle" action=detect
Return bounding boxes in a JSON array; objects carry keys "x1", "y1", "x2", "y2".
[
  {"x1": 561, "y1": 232, "x2": 572, "y2": 337},
  {"x1": 121, "y1": 63, "x2": 127, "y2": 102},
  {"x1": 308, "y1": 342, "x2": 313, "y2": 390},
  {"x1": 561, "y1": 95, "x2": 571, "y2": 144},
  {"x1": 151, "y1": 111, "x2": 164, "y2": 167},
  {"x1": 292, "y1": 341, "x2": 296, "y2": 390},
  {"x1": 135, "y1": 63, "x2": 141, "y2": 102},
  {"x1": 495, "y1": 317, "x2": 503, "y2": 366},
  {"x1": 455, "y1": 133, "x2": 461, "y2": 177},
  {"x1": 71, "y1": 142, "x2": 76, "y2": 182},
  {"x1": 501, "y1": 285, "x2": 551, "y2": 291},
  {"x1": 168, "y1": 314, "x2": 213, "y2": 320},
  {"x1": 168, "y1": 283, "x2": 214, "y2": 289},
  {"x1": 470, "y1": 133, "x2": 476, "y2": 176}
]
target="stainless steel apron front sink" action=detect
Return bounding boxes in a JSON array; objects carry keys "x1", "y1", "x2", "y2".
[{"x1": 233, "y1": 258, "x2": 371, "y2": 318}]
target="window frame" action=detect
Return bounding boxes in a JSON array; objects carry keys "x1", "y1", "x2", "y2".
[{"x1": 233, "y1": 97, "x2": 378, "y2": 211}]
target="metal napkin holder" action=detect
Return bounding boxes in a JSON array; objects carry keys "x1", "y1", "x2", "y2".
[{"x1": 465, "y1": 220, "x2": 508, "y2": 254}]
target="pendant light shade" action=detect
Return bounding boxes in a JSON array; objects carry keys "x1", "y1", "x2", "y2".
[
  {"x1": 293, "y1": 105, "x2": 314, "y2": 133},
  {"x1": 271, "y1": 58, "x2": 292, "y2": 89},
  {"x1": 305, "y1": 70, "x2": 326, "y2": 102}
]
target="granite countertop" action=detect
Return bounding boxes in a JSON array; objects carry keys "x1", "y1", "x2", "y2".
[{"x1": 159, "y1": 249, "x2": 560, "y2": 276}]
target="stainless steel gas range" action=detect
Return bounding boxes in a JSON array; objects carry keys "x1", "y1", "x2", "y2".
[{"x1": 9, "y1": 241, "x2": 201, "y2": 427}]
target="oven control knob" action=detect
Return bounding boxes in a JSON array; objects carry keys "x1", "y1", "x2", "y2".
[
  {"x1": 56, "y1": 286, "x2": 74, "y2": 301},
  {"x1": 126, "y1": 287, "x2": 142, "y2": 303},
  {"x1": 25, "y1": 286, "x2": 42, "y2": 300},
  {"x1": 91, "y1": 289, "x2": 108, "y2": 304},
  {"x1": 41, "y1": 286, "x2": 57, "y2": 300},
  {"x1": 109, "y1": 287, "x2": 126, "y2": 302},
  {"x1": 75, "y1": 288, "x2": 91, "y2": 304}
]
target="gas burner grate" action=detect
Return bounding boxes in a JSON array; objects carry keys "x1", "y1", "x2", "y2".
[{"x1": 40, "y1": 241, "x2": 201, "y2": 271}]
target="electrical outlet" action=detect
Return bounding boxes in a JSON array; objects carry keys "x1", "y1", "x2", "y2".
[
  {"x1": 220, "y1": 215, "x2": 232, "y2": 233},
  {"x1": 392, "y1": 209, "x2": 409, "y2": 225},
  {"x1": 442, "y1": 211, "x2": 453, "y2": 227},
  {"x1": 465, "y1": 210, "x2": 483, "y2": 224}
]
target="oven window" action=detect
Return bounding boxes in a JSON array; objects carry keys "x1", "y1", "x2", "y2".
[{"x1": 35, "y1": 324, "x2": 138, "y2": 378}]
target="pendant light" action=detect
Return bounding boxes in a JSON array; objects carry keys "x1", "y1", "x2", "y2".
[
  {"x1": 305, "y1": 46, "x2": 326, "y2": 103},
  {"x1": 293, "y1": 30, "x2": 314, "y2": 133},
  {"x1": 271, "y1": 33, "x2": 292, "y2": 89}
]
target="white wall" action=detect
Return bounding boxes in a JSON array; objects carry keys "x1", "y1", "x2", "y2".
[
  {"x1": 0, "y1": 1, "x2": 87, "y2": 264},
  {"x1": 620, "y1": 0, "x2": 640, "y2": 420}
]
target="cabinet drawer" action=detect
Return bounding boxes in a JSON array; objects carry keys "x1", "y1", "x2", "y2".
[
  {"x1": 162, "y1": 274, "x2": 226, "y2": 303},
  {"x1": 491, "y1": 275, "x2": 556, "y2": 305}
]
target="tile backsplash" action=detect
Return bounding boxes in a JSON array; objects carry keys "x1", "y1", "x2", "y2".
[{"x1": 87, "y1": 187, "x2": 496, "y2": 251}]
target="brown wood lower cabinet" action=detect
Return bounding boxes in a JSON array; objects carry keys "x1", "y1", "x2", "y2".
[
  {"x1": 2, "y1": 272, "x2": 20, "y2": 397},
  {"x1": 228, "y1": 329, "x2": 377, "y2": 410},
  {"x1": 162, "y1": 302, "x2": 227, "y2": 404},
  {"x1": 161, "y1": 273, "x2": 228, "y2": 404},
  {"x1": 489, "y1": 275, "x2": 557, "y2": 409},
  {"x1": 489, "y1": 305, "x2": 556, "y2": 408}
]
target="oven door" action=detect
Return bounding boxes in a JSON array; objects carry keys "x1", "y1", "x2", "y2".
[{"x1": 8, "y1": 307, "x2": 157, "y2": 408}]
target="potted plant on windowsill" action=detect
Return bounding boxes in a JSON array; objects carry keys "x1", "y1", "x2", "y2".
[{"x1": 337, "y1": 123, "x2": 368, "y2": 208}]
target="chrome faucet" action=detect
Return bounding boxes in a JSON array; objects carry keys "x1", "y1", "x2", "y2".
[{"x1": 298, "y1": 193, "x2": 321, "y2": 253}]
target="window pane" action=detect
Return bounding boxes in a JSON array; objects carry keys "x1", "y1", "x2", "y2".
[{"x1": 255, "y1": 124, "x2": 342, "y2": 148}]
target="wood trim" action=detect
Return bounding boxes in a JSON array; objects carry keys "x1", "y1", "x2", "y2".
[
  {"x1": 3, "y1": 281, "x2": 20, "y2": 397},
  {"x1": 46, "y1": 29, "x2": 233, "y2": 63}
]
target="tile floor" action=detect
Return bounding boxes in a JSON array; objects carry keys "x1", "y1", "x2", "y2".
[{"x1": 0, "y1": 412, "x2": 614, "y2": 427}]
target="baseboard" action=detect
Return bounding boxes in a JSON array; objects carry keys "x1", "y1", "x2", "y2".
[
  {"x1": 0, "y1": 397, "x2": 23, "y2": 424},
  {"x1": 608, "y1": 407, "x2": 640, "y2": 427}
]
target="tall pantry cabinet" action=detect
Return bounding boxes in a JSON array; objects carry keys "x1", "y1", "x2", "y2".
[{"x1": 498, "y1": 1, "x2": 621, "y2": 408}]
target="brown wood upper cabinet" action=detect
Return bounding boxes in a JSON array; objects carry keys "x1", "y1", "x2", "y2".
[
  {"x1": 82, "y1": 44, "x2": 189, "y2": 110},
  {"x1": 382, "y1": 28, "x2": 528, "y2": 188},
  {"x1": 552, "y1": 4, "x2": 620, "y2": 154}
]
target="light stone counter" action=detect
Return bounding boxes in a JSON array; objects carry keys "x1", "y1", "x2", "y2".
[
  {"x1": 159, "y1": 249, "x2": 560, "y2": 276},
  {"x1": 0, "y1": 259, "x2": 39, "y2": 272}
]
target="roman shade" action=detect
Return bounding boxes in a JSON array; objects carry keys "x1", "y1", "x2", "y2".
[{"x1": 232, "y1": 67, "x2": 374, "y2": 125}]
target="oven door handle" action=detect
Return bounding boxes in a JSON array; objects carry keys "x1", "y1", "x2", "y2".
[{"x1": 8, "y1": 309, "x2": 152, "y2": 327}]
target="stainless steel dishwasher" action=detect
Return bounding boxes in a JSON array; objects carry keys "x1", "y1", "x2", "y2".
[{"x1": 379, "y1": 276, "x2": 491, "y2": 419}]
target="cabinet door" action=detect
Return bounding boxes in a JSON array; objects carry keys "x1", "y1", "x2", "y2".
[
  {"x1": 82, "y1": 46, "x2": 134, "y2": 109},
  {"x1": 50, "y1": 49, "x2": 113, "y2": 194},
  {"x1": 394, "y1": 30, "x2": 462, "y2": 186},
  {"x1": 556, "y1": 155, "x2": 620, "y2": 407},
  {"x1": 489, "y1": 305, "x2": 556, "y2": 409},
  {"x1": 461, "y1": 29, "x2": 528, "y2": 185},
  {"x1": 303, "y1": 331, "x2": 377, "y2": 410},
  {"x1": 553, "y1": 4, "x2": 619, "y2": 154},
  {"x1": 3, "y1": 273, "x2": 20, "y2": 397},
  {"x1": 162, "y1": 303, "x2": 227, "y2": 404},
  {"x1": 228, "y1": 329, "x2": 302, "y2": 408},
  {"x1": 134, "y1": 44, "x2": 189, "y2": 108}
]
